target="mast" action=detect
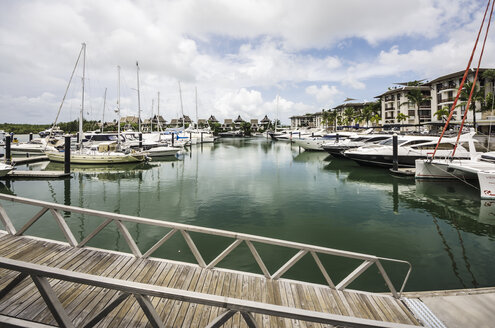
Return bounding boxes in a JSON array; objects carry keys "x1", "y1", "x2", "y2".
[
  {"x1": 136, "y1": 61, "x2": 141, "y2": 133},
  {"x1": 150, "y1": 98, "x2": 154, "y2": 132},
  {"x1": 117, "y1": 65, "x2": 121, "y2": 145},
  {"x1": 101, "y1": 87, "x2": 107, "y2": 133},
  {"x1": 79, "y1": 42, "x2": 86, "y2": 147},
  {"x1": 178, "y1": 81, "x2": 184, "y2": 128},
  {"x1": 195, "y1": 86, "x2": 198, "y2": 130},
  {"x1": 157, "y1": 92, "x2": 161, "y2": 141},
  {"x1": 275, "y1": 94, "x2": 279, "y2": 132}
]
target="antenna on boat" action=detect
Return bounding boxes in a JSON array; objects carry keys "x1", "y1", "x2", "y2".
[
  {"x1": 195, "y1": 86, "x2": 198, "y2": 130},
  {"x1": 157, "y1": 91, "x2": 162, "y2": 141},
  {"x1": 150, "y1": 98, "x2": 154, "y2": 132}
]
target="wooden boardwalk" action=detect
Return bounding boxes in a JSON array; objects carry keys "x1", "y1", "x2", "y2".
[{"x1": 0, "y1": 232, "x2": 420, "y2": 327}]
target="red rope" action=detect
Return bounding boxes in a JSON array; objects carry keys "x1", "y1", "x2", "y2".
[
  {"x1": 452, "y1": 0, "x2": 495, "y2": 157},
  {"x1": 430, "y1": 0, "x2": 492, "y2": 160}
]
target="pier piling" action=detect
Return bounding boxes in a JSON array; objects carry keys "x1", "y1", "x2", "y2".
[
  {"x1": 64, "y1": 135, "x2": 71, "y2": 174},
  {"x1": 5, "y1": 136, "x2": 11, "y2": 164},
  {"x1": 29, "y1": 133, "x2": 33, "y2": 142},
  {"x1": 139, "y1": 133, "x2": 142, "y2": 148},
  {"x1": 201, "y1": 132, "x2": 203, "y2": 143},
  {"x1": 392, "y1": 134, "x2": 398, "y2": 171},
  {"x1": 171, "y1": 133, "x2": 175, "y2": 147}
]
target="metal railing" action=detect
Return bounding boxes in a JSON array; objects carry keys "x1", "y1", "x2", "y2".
[
  {"x1": 0, "y1": 257, "x2": 418, "y2": 328},
  {"x1": 0, "y1": 194, "x2": 412, "y2": 299}
]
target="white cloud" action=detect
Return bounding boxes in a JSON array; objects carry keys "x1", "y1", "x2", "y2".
[{"x1": 305, "y1": 85, "x2": 341, "y2": 104}]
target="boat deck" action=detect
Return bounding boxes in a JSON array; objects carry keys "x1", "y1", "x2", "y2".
[{"x1": 0, "y1": 232, "x2": 420, "y2": 327}]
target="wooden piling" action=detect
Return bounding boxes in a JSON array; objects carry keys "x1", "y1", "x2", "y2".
[
  {"x1": 64, "y1": 135, "x2": 71, "y2": 174},
  {"x1": 392, "y1": 134, "x2": 398, "y2": 171},
  {"x1": 5, "y1": 135, "x2": 11, "y2": 164}
]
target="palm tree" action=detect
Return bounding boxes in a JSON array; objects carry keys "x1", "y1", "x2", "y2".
[
  {"x1": 396, "y1": 113, "x2": 408, "y2": 131},
  {"x1": 370, "y1": 114, "x2": 381, "y2": 126},
  {"x1": 343, "y1": 107, "x2": 355, "y2": 128},
  {"x1": 459, "y1": 81, "x2": 485, "y2": 128},
  {"x1": 327, "y1": 110, "x2": 338, "y2": 130},
  {"x1": 399, "y1": 88, "x2": 429, "y2": 126},
  {"x1": 434, "y1": 107, "x2": 450, "y2": 122}
]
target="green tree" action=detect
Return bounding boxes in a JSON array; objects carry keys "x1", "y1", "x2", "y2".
[
  {"x1": 396, "y1": 113, "x2": 408, "y2": 131},
  {"x1": 434, "y1": 107, "x2": 450, "y2": 121},
  {"x1": 240, "y1": 121, "x2": 252, "y2": 136},
  {"x1": 370, "y1": 114, "x2": 381, "y2": 126},
  {"x1": 343, "y1": 107, "x2": 355, "y2": 128},
  {"x1": 399, "y1": 88, "x2": 429, "y2": 126},
  {"x1": 458, "y1": 81, "x2": 485, "y2": 127}
]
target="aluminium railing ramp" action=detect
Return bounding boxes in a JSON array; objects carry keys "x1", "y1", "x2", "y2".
[{"x1": 0, "y1": 194, "x2": 421, "y2": 327}]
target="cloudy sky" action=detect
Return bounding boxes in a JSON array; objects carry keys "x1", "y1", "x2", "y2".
[{"x1": 0, "y1": 0, "x2": 493, "y2": 125}]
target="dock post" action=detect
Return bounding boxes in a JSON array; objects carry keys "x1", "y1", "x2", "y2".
[
  {"x1": 5, "y1": 135, "x2": 11, "y2": 164},
  {"x1": 392, "y1": 134, "x2": 398, "y2": 171},
  {"x1": 290, "y1": 132, "x2": 292, "y2": 141},
  {"x1": 171, "y1": 133, "x2": 175, "y2": 147},
  {"x1": 189, "y1": 132, "x2": 192, "y2": 144},
  {"x1": 29, "y1": 132, "x2": 33, "y2": 142},
  {"x1": 139, "y1": 133, "x2": 143, "y2": 148},
  {"x1": 336, "y1": 134, "x2": 339, "y2": 143},
  {"x1": 64, "y1": 135, "x2": 71, "y2": 174},
  {"x1": 201, "y1": 132, "x2": 203, "y2": 143}
]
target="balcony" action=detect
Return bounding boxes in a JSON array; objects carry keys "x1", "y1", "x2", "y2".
[
  {"x1": 436, "y1": 82, "x2": 457, "y2": 91},
  {"x1": 384, "y1": 106, "x2": 395, "y2": 111}
]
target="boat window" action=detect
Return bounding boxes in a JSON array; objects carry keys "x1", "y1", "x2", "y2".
[
  {"x1": 460, "y1": 142, "x2": 488, "y2": 152},
  {"x1": 412, "y1": 143, "x2": 454, "y2": 150},
  {"x1": 401, "y1": 139, "x2": 434, "y2": 147},
  {"x1": 367, "y1": 136, "x2": 390, "y2": 143}
]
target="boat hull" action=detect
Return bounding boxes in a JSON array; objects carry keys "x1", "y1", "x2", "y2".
[{"x1": 46, "y1": 151, "x2": 147, "y2": 164}]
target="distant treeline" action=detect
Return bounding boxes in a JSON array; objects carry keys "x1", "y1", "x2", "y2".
[{"x1": 0, "y1": 120, "x2": 105, "y2": 134}]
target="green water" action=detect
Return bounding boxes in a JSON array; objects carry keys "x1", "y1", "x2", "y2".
[{"x1": 1, "y1": 138, "x2": 494, "y2": 293}]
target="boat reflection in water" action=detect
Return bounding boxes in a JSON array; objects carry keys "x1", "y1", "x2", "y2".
[
  {"x1": 415, "y1": 180, "x2": 495, "y2": 227},
  {"x1": 45, "y1": 161, "x2": 157, "y2": 181}
]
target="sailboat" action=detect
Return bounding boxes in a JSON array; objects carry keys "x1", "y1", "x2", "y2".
[{"x1": 46, "y1": 44, "x2": 148, "y2": 165}]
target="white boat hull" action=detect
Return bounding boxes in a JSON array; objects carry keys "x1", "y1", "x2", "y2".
[
  {"x1": 46, "y1": 151, "x2": 147, "y2": 164},
  {"x1": 147, "y1": 146, "x2": 180, "y2": 157},
  {"x1": 0, "y1": 164, "x2": 13, "y2": 177}
]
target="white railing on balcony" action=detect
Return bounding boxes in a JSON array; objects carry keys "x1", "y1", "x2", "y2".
[{"x1": 0, "y1": 194, "x2": 412, "y2": 299}]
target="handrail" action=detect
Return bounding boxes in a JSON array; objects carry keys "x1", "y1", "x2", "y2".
[
  {"x1": 0, "y1": 194, "x2": 412, "y2": 298},
  {"x1": 0, "y1": 257, "x2": 419, "y2": 328}
]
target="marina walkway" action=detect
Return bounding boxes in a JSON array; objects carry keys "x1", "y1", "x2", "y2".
[
  {"x1": 0, "y1": 232, "x2": 419, "y2": 327},
  {"x1": 0, "y1": 194, "x2": 422, "y2": 327}
]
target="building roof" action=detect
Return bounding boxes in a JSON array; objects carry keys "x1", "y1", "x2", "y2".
[
  {"x1": 260, "y1": 115, "x2": 271, "y2": 123},
  {"x1": 375, "y1": 86, "x2": 430, "y2": 98},
  {"x1": 120, "y1": 116, "x2": 141, "y2": 124},
  {"x1": 208, "y1": 115, "x2": 219, "y2": 122},
  {"x1": 234, "y1": 115, "x2": 244, "y2": 123},
  {"x1": 197, "y1": 119, "x2": 207, "y2": 124},
  {"x1": 224, "y1": 119, "x2": 233, "y2": 124},
  {"x1": 428, "y1": 68, "x2": 490, "y2": 85},
  {"x1": 250, "y1": 119, "x2": 258, "y2": 124}
]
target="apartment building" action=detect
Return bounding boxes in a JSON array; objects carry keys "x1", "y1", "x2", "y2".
[{"x1": 377, "y1": 86, "x2": 431, "y2": 127}]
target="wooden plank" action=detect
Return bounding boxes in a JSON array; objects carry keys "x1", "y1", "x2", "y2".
[
  {"x1": 30, "y1": 275, "x2": 75, "y2": 328},
  {"x1": 133, "y1": 293, "x2": 165, "y2": 328},
  {"x1": 5, "y1": 248, "x2": 92, "y2": 318},
  {"x1": 180, "y1": 268, "x2": 210, "y2": 327},
  {"x1": 188, "y1": 269, "x2": 214, "y2": 328},
  {"x1": 74, "y1": 256, "x2": 141, "y2": 327},
  {"x1": 167, "y1": 267, "x2": 203, "y2": 328},
  {"x1": 197, "y1": 270, "x2": 222, "y2": 327},
  {"x1": 156, "y1": 265, "x2": 191, "y2": 325},
  {"x1": 161, "y1": 266, "x2": 197, "y2": 327}
]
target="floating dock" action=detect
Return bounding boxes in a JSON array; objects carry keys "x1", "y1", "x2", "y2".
[{"x1": 1, "y1": 170, "x2": 70, "y2": 179}]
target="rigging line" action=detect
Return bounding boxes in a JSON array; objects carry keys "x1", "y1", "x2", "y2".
[
  {"x1": 452, "y1": 0, "x2": 495, "y2": 157},
  {"x1": 49, "y1": 44, "x2": 84, "y2": 138},
  {"x1": 431, "y1": 0, "x2": 492, "y2": 160}
]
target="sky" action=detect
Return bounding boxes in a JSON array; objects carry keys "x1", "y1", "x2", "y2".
[{"x1": 0, "y1": 0, "x2": 494, "y2": 125}]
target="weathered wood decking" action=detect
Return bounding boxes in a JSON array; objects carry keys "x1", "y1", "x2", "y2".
[{"x1": 0, "y1": 232, "x2": 420, "y2": 327}]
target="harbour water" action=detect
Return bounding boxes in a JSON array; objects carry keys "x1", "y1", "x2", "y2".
[{"x1": 1, "y1": 138, "x2": 494, "y2": 293}]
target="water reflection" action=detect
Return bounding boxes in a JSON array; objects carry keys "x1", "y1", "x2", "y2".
[{"x1": 1, "y1": 140, "x2": 495, "y2": 291}]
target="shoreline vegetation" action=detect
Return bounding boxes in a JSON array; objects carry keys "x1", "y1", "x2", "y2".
[{"x1": 1, "y1": 120, "x2": 110, "y2": 135}]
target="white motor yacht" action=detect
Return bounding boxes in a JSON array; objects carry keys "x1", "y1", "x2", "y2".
[
  {"x1": 323, "y1": 134, "x2": 391, "y2": 158},
  {"x1": 10, "y1": 137, "x2": 61, "y2": 154},
  {"x1": 344, "y1": 133, "x2": 478, "y2": 168},
  {"x1": 292, "y1": 132, "x2": 356, "y2": 151}
]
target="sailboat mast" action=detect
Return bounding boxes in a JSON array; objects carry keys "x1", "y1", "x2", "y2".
[
  {"x1": 102, "y1": 87, "x2": 107, "y2": 133},
  {"x1": 275, "y1": 94, "x2": 279, "y2": 132},
  {"x1": 79, "y1": 42, "x2": 86, "y2": 147},
  {"x1": 136, "y1": 61, "x2": 141, "y2": 133},
  {"x1": 157, "y1": 91, "x2": 161, "y2": 141},
  {"x1": 195, "y1": 86, "x2": 198, "y2": 130},
  {"x1": 150, "y1": 98, "x2": 154, "y2": 132},
  {"x1": 178, "y1": 81, "x2": 184, "y2": 128},
  {"x1": 117, "y1": 65, "x2": 121, "y2": 145}
]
